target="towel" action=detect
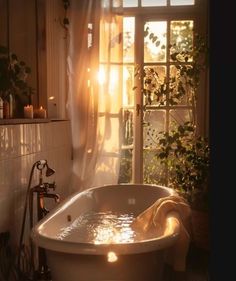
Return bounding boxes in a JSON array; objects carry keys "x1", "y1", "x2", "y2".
[{"x1": 131, "y1": 195, "x2": 191, "y2": 271}]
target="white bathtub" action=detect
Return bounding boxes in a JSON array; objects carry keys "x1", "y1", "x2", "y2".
[{"x1": 31, "y1": 184, "x2": 180, "y2": 281}]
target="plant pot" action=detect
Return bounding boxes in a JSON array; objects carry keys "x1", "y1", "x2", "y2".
[{"x1": 191, "y1": 209, "x2": 209, "y2": 251}]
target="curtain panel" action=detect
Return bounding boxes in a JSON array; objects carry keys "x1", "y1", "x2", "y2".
[{"x1": 67, "y1": 0, "x2": 123, "y2": 192}]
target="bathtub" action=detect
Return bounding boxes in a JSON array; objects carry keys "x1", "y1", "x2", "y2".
[{"x1": 31, "y1": 184, "x2": 180, "y2": 281}]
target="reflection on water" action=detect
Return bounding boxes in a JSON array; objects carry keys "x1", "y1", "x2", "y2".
[{"x1": 57, "y1": 211, "x2": 158, "y2": 244}]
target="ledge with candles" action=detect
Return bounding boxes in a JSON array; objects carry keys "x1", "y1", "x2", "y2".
[
  {"x1": 0, "y1": 105, "x2": 50, "y2": 125},
  {"x1": 0, "y1": 105, "x2": 69, "y2": 125},
  {"x1": 23, "y1": 105, "x2": 47, "y2": 119}
]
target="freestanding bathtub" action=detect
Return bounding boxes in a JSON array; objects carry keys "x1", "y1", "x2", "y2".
[{"x1": 31, "y1": 184, "x2": 180, "y2": 281}]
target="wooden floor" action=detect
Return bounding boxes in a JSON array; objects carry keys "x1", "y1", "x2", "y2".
[{"x1": 163, "y1": 243, "x2": 209, "y2": 281}]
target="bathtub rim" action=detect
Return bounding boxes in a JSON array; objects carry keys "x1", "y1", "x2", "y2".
[{"x1": 31, "y1": 183, "x2": 180, "y2": 255}]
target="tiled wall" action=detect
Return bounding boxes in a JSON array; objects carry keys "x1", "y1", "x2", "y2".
[{"x1": 0, "y1": 120, "x2": 72, "y2": 247}]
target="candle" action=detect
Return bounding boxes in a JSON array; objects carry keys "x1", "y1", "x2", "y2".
[
  {"x1": 24, "y1": 105, "x2": 33, "y2": 119},
  {"x1": 38, "y1": 106, "x2": 47, "y2": 118},
  {"x1": 34, "y1": 106, "x2": 47, "y2": 118}
]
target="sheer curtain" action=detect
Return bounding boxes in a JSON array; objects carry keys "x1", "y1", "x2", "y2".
[{"x1": 67, "y1": 0, "x2": 123, "y2": 192}]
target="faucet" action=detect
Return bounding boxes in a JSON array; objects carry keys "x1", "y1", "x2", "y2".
[
  {"x1": 31, "y1": 163, "x2": 59, "y2": 280},
  {"x1": 43, "y1": 192, "x2": 60, "y2": 203},
  {"x1": 31, "y1": 181, "x2": 60, "y2": 221},
  {"x1": 18, "y1": 160, "x2": 59, "y2": 280}
]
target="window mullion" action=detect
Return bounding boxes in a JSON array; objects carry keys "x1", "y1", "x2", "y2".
[
  {"x1": 166, "y1": 19, "x2": 171, "y2": 132},
  {"x1": 133, "y1": 15, "x2": 144, "y2": 184}
]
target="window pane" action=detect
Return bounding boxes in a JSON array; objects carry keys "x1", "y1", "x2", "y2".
[
  {"x1": 101, "y1": 0, "x2": 110, "y2": 8},
  {"x1": 143, "y1": 150, "x2": 167, "y2": 185},
  {"x1": 170, "y1": 20, "x2": 194, "y2": 62},
  {"x1": 169, "y1": 109, "x2": 193, "y2": 128},
  {"x1": 98, "y1": 65, "x2": 123, "y2": 113},
  {"x1": 170, "y1": 65, "x2": 193, "y2": 106},
  {"x1": 171, "y1": 0, "x2": 195, "y2": 6},
  {"x1": 144, "y1": 21, "x2": 167, "y2": 63},
  {"x1": 143, "y1": 110, "x2": 166, "y2": 148},
  {"x1": 100, "y1": 20, "x2": 123, "y2": 63},
  {"x1": 123, "y1": 0, "x2": 138, "y2": 7},
  {"x1": 123, "y1": 66, "x2": 134, "y2": 106},
  {"x1": 143, "y1": 66, "x2": 166, "y2": 106},
  {"x1": 113, "y1": 0, "x2": 122, "y2": 7},
  {"x1": 122, "y1": 109, "x2": 134, "y2": 146},
  {"x1": 118, "y1": 149, "x2": 133, "y2": 183},
  {"x1": 142, "y1": 0, "x2": 167, "y2": 6},
  {"x1": 123, "y1": 17, "x2": 135, "y2": 63}
]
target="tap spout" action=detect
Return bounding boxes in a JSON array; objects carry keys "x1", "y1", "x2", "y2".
[{"x1": 43, "y1": 193, "x2": 60, "y2": 203}]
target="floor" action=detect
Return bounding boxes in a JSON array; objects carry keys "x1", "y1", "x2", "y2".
[{"x1": 163, "y1": 243, "x2": 209, "y2": 281}]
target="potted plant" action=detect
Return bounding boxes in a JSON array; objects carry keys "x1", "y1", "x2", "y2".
[{"x1": 0, "y1": 45, "x2": 34, "y2": 118}]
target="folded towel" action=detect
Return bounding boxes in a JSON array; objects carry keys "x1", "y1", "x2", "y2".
[{"x1": 131, "y1": 195, "x2": 191, "y2": 271}]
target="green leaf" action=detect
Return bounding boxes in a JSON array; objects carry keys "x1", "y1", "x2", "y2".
[
  {"x1": 149, "y1": 33, "x2": 154, "y2": 39},
  {"x1": 144, "y1": 30, "x2": 149, "y2": 37},
  {"x1": 159, "y1": 152, "x2": 167, "y2": 159},
  {"x1": 152, "y1": 36, "x2": 158, "y2": 43}
]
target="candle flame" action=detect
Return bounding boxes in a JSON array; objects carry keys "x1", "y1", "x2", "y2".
[{"x1": 107, "y1": 251, "x2": 118, "y2": 263}]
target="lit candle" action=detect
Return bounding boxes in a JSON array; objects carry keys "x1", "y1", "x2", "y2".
[
  {"x1": 38, "y1": 106, "x2": 47, "y2": 118},
  {"x1": 24, "y1": 105, "x2": 33, "y2": 119}
]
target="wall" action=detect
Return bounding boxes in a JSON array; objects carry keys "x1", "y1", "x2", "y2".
[
  {"x1": 0, "y1": 120, "x2": 72, "y2": 247},
  {"x1": 46, "y1": 0, "x2": 68, "y2": 119},
  {"x1": 0, "y1": 0, "x2": 38, "y2": 105},
  {"x1": 0, "y1": 0, "x2": 68, "y2": 119}
]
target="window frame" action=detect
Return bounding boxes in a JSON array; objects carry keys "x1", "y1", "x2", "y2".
[{"x1": 119, "y1": 0, "x2": 209, "y2": 183}]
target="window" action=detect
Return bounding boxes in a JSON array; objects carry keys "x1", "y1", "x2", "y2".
[{"x1": 117, "y1": 0, "x2": 208, "y2": 184}]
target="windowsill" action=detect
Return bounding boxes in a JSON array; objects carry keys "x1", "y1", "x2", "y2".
[
  {"x1": 0, "y1": 118, "x2": 70, "y2": 125},
  {"x1": 0, "y1": 118, "x2": 51, "y2": 125}
]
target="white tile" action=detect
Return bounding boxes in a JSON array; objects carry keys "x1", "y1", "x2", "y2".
[{"x1": 0, "y1": 121, "x2": 73, "y2": 242}]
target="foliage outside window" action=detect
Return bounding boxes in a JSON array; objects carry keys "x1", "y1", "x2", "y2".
[{"x1": 143, "y1": 33, "x2": 209, "y2": 211}]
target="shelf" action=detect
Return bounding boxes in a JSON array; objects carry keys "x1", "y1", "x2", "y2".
[{"x1": 0, "y1": 118, "x2": 51, "y2": 125}]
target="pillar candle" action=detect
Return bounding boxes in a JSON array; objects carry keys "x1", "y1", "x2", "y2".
[
  {"x1": 24, "y1": 105, "x2": 34, "y2": 119},
  {"x1": 37, "y1": 106, "x2": 47, "y2": 118}
]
